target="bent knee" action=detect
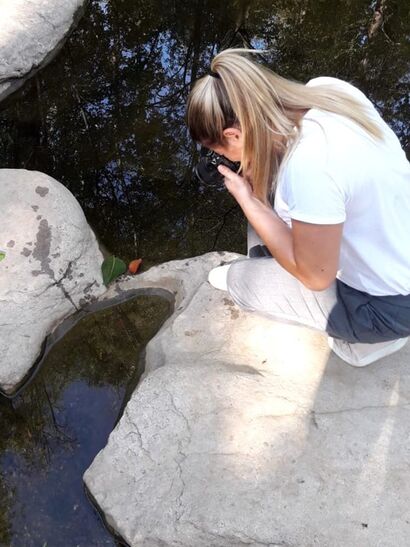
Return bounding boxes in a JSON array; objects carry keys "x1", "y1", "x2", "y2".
[{"x1": 227, "y1": 259, "x2": 258, "y2": 311}]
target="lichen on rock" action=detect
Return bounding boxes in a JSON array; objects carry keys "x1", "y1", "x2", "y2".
[{"x1": 0, "y1": 168, "x2": 106, "y2": 395}]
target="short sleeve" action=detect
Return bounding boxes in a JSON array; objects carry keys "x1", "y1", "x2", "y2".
[{"x1": 281, "y1": 125, "x2": 347, "y2": 225}]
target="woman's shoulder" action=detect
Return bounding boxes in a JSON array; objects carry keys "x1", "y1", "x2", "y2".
[
  {"x1": 306, "y1": 76, "x2": 373, "y2": 107},
  {"x1": 299, "y1": 77, "x2": 379, "y2": 148},
  {"x1": 306, "y1": 75, "x2": 360, "y2": 92},
  {"x1": 306, "y1": 76, "x2": 344, "y2": 87}
]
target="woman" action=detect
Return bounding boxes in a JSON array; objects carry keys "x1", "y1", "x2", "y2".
[{"x1": 185, "y1": 48, "x2": 410, "y2": 367}]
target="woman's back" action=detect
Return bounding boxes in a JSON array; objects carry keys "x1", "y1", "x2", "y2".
[{"x1": 275, "y1": 77, "x2": 410, "y2": 295}]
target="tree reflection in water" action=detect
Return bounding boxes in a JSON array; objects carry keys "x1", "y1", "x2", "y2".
[
  {"x1": 0, "y1": 296, "x2": 170, "y2": 545},
  {"x1": 0, "y1": 0, "x2": 408, "y2": 266},
  {"x1": 0, "y1": 0, "x2": 408, "y2": 543}
]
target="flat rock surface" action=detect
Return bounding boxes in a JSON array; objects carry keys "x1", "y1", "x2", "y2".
[
  {"x1": 0, "y1": 0, "x2": 87, "y2": 102},
  {"x1": 84, "y1": 253, "x2": 410, "y2": 547},
  {"x1": 0, "y1": 168, "x2": 106, "y2": 395}
]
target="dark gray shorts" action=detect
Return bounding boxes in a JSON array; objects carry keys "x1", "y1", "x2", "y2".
[
  {"x1": 331, "y1": 280, "x2": 410, "y2": 343},
  {"x1": 225, "y1": 225, "x2": 410, "y2": 344}
]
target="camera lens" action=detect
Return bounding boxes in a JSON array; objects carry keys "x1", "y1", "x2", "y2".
[
  {"x1": 195, "y1": 158, "x2": 223, "y2": 185},
  {"x1": 194, "y1": 148, "x2": 241, "y2": 185}
]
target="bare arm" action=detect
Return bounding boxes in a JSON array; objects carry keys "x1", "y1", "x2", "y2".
[{"x1": 218, "y1": 164, "x2": 343, "y2": 291}]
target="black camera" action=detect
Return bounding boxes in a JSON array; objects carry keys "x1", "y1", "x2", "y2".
[{"x1": 195, "y1": 148, "x2": 241, "y2": 185}]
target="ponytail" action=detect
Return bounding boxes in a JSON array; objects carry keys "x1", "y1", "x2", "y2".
[{"x1": 186, "y1": 48, "x2": 383, "y2": 204}]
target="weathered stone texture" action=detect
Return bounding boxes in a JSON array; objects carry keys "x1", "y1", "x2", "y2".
[
  {"x1": 0, "y1": 0, "x2": 88, "y2": 102},
  {"x1": 84, "y1": 254, "x2": 410, "y2": 546},
  {"x1": 0, "y1": 169, "x2": 106, "y2": 394}
]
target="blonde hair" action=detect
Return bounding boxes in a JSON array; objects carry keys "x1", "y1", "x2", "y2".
[{"x1": 186, "y1": 48, "x2": 383, "y2": 205}]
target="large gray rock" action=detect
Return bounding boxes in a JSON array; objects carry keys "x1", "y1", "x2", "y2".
[
  {"x1": 0, "y1": 169, "x2": 106, "y2": 395},
  {"x1": 0, "y1": 0, "x2": 88, "y2": 102},
  {"x1": 83, "y1": 254, "x2": 410, "y2": 547}
]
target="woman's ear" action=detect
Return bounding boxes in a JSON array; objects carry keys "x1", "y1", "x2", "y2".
[{"x1": 222, "y1": 127, "x2": 242, "y2": 141}]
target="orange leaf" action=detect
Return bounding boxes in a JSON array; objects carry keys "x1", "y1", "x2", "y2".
[{"x1": 128, "y1": 258, "x2": 142, "y2": 274}]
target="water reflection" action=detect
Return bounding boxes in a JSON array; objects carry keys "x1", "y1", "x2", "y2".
[
  {"x1": 0, "y1": 0, "x2": 408, "y2": 542},
  {"x1": 0, "y1": 295, "x2": 171, "y2": 545},
  {"x1": 1, "y1": 0, "x2": 407, "y2": 266}
]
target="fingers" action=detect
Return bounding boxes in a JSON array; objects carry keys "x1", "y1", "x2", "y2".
[{"x1": 217, "y1": 164, "x2": 237, "y2": 180}]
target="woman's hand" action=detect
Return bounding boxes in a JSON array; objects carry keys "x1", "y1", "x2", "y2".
[{"x1": 217, "y1": 164, "x2": 255, "y2": 206}]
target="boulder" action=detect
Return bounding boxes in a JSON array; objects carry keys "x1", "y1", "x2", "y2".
[
  {"x1": 0, "y1": 169, "x2": 106, "y2": 395},
  {"x1": 0, "y1": 0, "x2": 88, "y2": 102},
  {"x1": 83, "y1": 253, "x2": 410, "y2": 547}
]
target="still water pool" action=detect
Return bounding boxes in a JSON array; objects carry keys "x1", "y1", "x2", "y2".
[{"x1": 0, "y1": 0, "x2": 408, "y2": 543}]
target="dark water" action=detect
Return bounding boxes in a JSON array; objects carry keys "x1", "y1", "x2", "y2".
[
  {"x1": 1, "y1": 0, "x2": 408, "y2": 266},
  {"x1": 0, "y1": 295, "x2": 171, "y2": 546},
  {"x1": 0, "y1": 0, "x2": 409, "y2": 544}
]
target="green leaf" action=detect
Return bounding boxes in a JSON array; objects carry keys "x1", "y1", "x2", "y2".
[
  {"x1": 101, "y1": 255, "x2": 127, "y2": 286},
  {"x1": 0, "y1": 251, "x2": 6, "y2": 262}
]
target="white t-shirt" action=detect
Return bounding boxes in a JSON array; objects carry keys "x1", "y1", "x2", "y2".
[{"x1": 274, "y1": 76, "x2": 410, "y2": 296}]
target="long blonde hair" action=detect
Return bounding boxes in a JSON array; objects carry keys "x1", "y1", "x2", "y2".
[{"x1": 186, "y1": 48, "x2": 383, "y2": 205}]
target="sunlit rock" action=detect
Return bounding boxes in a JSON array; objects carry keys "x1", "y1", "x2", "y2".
[
  {"x1": 0, "y1": 0, "x2": 88, "y2": 102},
  {"x1": 84, "y1": 253, "x2": 410, "y2": 546},
  {"x1": 0, "y1": 169, "x2": 106, "y2": 395}
]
